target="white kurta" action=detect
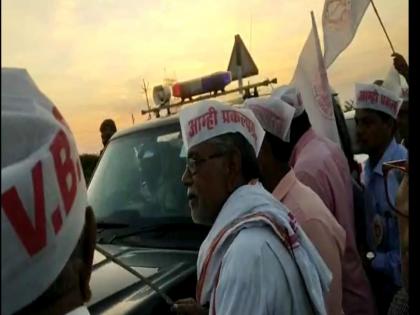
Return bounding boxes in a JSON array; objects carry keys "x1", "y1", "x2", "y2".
[{"x1": 196, "y1": 182, "x2": 331, "y2": 315}]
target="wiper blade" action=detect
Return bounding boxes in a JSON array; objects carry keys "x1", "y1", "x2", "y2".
[{"x1": 95, "y1": 245, "x2": 174, "y2": 306}]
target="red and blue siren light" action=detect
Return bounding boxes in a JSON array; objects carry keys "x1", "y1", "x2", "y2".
[
  {"x1": 221, "y1": 71, "x2": 232, "y2": 85},
  {"x1": 172, "y1": 71, "x2": 232, "y2": 100},
  {"x1": 172, "y1": 83, "x2": 182, "y2": 98}
]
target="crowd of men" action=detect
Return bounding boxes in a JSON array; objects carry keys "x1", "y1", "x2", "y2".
[{"x1": 1, "y1": 52, "x2": 409, "y2": 315}]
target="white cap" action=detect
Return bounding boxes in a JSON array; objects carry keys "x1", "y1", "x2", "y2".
[
  {"x1": 1, "y1": 68, "x2": 88, "y2": 315},
  {"x1": 244, "y1": 96, "x2": 296, "y2": 142},
  {"x1": 354, "y1": 83, "x2": 403, "y2": 119},
  {"x1": 179, "y1": 100, "x2": 265, "y2": 155},
  {"x1": 271, "y1": 85, "x2": 304, "y2": 117}
]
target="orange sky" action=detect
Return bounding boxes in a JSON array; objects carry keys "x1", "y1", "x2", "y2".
[{"x1": 2, "y1": 0, "x2": 408, "y2": 153}]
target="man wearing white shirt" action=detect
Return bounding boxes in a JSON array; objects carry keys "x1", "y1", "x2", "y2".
[{"x1": 172, "y1": 100, "x2": 331, "y2": 315}]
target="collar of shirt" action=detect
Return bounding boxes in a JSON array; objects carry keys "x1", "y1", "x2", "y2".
[
  {"x1": 364, "y1": 138, "x2": 400, "y2": 180},
  {"x1": 272, "y1": 169, "x2": 297, "y2": 201},
  {"x1": 65, "y1": 305, "x2": 90, "y2": 315},
  {"x1": 289, "y1": 128, "x2": 316, "y2": 166}
]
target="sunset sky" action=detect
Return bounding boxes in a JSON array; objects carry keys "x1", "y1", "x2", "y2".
[{"x1": 3, "y1": 0, "x2": 408, "y2": 153}]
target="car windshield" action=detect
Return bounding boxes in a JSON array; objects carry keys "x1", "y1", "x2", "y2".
[{"x1": 88, "y1": 121, "x2": 190, "y2": 224}]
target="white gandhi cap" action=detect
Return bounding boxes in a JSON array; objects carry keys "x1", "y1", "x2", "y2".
[
  {"x1": 1, "y1": 68, "x2": 88, "y2": 315},
  {"x1": 243, "y1": 96, "x2": 296, "y2": 142},
  {"x1": 179, "y1": 100, "x2": 265, "y2": 156},
  {"x1": 271, "y1": 85, "x2": 304, "y2": 118},
  {"x1": 354, "y1": 83, "x2": 403, "y2": 119}
]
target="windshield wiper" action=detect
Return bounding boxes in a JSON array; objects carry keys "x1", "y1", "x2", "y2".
[{"x1": 95, "y1": 245, "x2": 174, "y2": 306}]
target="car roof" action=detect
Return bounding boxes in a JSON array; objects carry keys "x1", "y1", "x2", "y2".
[{"x1": 110, "y1": 114, "x2": 180, "y2": 141}]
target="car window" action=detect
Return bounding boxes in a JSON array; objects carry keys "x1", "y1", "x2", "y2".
[{"x1": 88, "y1": 122, "x2": 189, "y2": 223}]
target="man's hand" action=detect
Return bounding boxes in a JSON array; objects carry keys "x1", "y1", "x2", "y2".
[
  {"x1": 171, "y1": 298, "x2": 208, "y2": 315},
  {"x1": 392, "y1": 53, "x2": 408, "y2": 79}
]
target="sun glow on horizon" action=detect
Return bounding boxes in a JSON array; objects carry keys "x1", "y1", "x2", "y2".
[{"x1": 3, "y1": 0, "x2": 408, "y2": 153}]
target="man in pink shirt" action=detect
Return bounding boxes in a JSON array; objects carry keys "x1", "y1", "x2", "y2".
[
  {"x1": 245, "y1": 86, "x2": 376, "y2": 315},
  {"x1": 267, "y1": 139, "x2": 347, "y2": 314},
  {"x1": 245, "y1": 97, "x2": 345, "y2": 314}
]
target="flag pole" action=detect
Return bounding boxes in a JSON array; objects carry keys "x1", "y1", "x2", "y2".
[{"x1": 369, "y1": 0, "x2": 396, "y2": 54}]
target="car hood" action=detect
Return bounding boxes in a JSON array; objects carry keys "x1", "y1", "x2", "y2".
[{"x1": 88, "y1": 244, "x2": 198, "y2": 315}]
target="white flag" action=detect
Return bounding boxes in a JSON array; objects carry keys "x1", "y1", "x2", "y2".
[
  {"x1": 323, "y1": 0, "x2": 370, "y2": 68},
  {"x1": 382, "y1": 65, "x2": 402, "y2": 95},
  {"x1": 291, "y1": 12, "x2": 340, "y2": 144}
]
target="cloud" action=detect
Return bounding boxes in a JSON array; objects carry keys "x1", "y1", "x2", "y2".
[{"x1": 3, "y1": 0, "x2": 408, "y2": 152}]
